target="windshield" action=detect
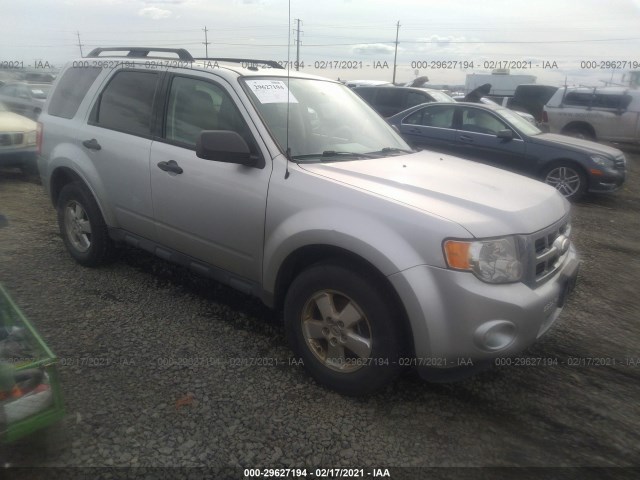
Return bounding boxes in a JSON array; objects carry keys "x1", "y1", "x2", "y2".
[
  {"x1": 242, "y1": 77, "x2": 410, "y2": 161},
  {"x1": 428, "y1": 90, "x2": 456, "y2": 103},
  {"x1": 0, "y1": 102, "x2": 7, "y2": 112},
  {"x1": 496, "y1": 108, "x2": 541, "y2": 136}
]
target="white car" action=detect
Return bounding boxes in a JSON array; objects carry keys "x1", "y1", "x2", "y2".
[
  {"x1": 0, "y1": 101, "x2": 38, "y2": 174},
  {"x1": 542, "y1": 86, "x2": 640, "y2": 143}
]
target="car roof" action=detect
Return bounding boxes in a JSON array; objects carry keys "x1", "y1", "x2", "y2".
[
  {"x1": 354, "y1": 85, "x2": 444, "y2": 93},
  {"x1": 65, "y1": 55, "x2": 334, "y2": 83}
]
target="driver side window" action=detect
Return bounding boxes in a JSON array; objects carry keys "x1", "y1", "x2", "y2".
[
  {"x1": 165, "y1": 76, "x2": 252, "y2": 149},
  {"x1": 460, "y1": 108, "x2": 508, "y2": 135}
]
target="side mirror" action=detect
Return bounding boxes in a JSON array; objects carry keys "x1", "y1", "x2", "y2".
[
  {"x1": 391, "y1": 124, "x2": 401, "y2": 134},
  {"x1": 196, "y1": 131, "x2": 260, "y2": 167},
  {"x1": 496, "y1": 129, "x2": 513, "y2": 140}
]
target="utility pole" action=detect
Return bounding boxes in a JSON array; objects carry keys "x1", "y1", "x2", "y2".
[
  {"x1": 202, "y1": 26, "x2": 211, "y2": 58},
  {"x1": 293, "y1": 19, "x2": 303, "y2": 70},
  {"x1": 392, "y1": 21, "x2": 400, "y2": 84},
  {"x1": 76, "y1": 31, "x2": 84, "y2": 57}
]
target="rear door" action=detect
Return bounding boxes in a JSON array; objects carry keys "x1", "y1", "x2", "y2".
[
  {"x1": 82, "y1": 67, "x2": 160, "y2": 240},
  {"x1": 396, "y1": 104, "x2": 457, "y2": 152}
]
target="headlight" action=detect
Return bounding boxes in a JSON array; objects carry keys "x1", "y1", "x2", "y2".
[
  {"x1": 590, "y1": 155, "x2": 614, "y2": 169},
  {"x1": 443, "y1": 237, "x2": 523, "y2": 284},
  {"x1": 25, "y1": 130, "x2": 37, "y2": 146}
]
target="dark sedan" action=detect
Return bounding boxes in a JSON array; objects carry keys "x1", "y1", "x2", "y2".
[{"x1": 387, "y1": 102, "x2": 627, "y2": 200}]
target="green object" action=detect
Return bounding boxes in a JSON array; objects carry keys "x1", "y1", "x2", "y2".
[{"x1": 0, "y1": 284, "x2": 65, "y2": 443}]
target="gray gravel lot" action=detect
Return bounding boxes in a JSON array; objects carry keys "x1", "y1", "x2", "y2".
[{"x1": 0, "y1": 149, "x2": 639, "y2": 477}]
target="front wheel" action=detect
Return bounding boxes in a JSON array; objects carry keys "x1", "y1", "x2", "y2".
[
  {"x1": 284, "y1": 263, "x2": 404, "y2": 395},
  {"x1": 543, "y1": 163, "x2": 587, "y2": 201},
  {"x1": 57, "y1": 182, "x2": 116, "y2": 267}
]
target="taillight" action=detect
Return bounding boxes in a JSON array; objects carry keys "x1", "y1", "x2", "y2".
[
  {"x1": 542, "y1": 111, "x2": 548, "y2": 123},
  {"x1": 36, "y1": 122, "x2": 43, "y2": 155}
]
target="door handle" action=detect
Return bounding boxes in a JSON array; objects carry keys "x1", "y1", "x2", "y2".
[
  {"x1": 459, "y1": 135, "x2": 473, "y2": 142},
  {"x1": 157, "y1": 160, "x2": 183, "y2": 175},
  {"x1": 82, "y1": 138, "x2": 102, "y2": 151}
]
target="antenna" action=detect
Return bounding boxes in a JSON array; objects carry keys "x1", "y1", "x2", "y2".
[{"x1": 284, "y1": 0, "x2": 292, "y2": 179}]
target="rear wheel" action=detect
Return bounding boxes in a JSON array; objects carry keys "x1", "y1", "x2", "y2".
[
  {"x1": 543, "y1": 162, "x2": 587, "y2": 201},
  {"x1": 284, "y1": 262, "x2": 404, "y2": 395},
  {"x1": 57, "y1": 182, "x2": 116, "y2": 266}
]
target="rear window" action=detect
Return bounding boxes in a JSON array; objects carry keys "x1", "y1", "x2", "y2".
[
  {"x1": 92, "y1": 70, "x2": 159, "y2": 137},
  {"x1": 48, "y1": 66, "x2": 102, "y2": 119}
]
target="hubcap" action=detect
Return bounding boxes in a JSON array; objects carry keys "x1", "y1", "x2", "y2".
[
  {"x1": 545, "y1": 167, "x2": 581, "y2": 197},
  {"x1": 301, "y1": 290, "x2": 372, "y2": 373},
  {"x1": 64, "y1": 201, "x2": 92, "y2": 253}
]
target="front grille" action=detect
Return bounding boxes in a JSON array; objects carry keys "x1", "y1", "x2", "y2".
[
  {"x1": 523, "y1": 217, "x2": 571, "y2": 287},
  {"x1": 614, "y1": 155, "x2": 626, "y2": 171},
  {"x1": 0, "y1": 133, "x2": 23, "y2": 147}
]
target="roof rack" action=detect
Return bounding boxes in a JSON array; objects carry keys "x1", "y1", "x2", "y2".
[
  {"x1": 193, "y1": 57, "x2": 284, "y2": 69},
  {"x1": 86, "y1": 47, "x2": 194, "y2": 61}
]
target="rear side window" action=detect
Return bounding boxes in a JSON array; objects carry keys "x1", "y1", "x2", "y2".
[
  {"x1": 563, "y1": 92, "x2": 593, "y2": 107},
  {"x1": 92, "y1": 71, "x2": 159, "y2": 137},
  {"x1": 403, "y1": 105, "x2": 455, "y2": 128},
  {"x1": 48, "y1": 66, "x2": 102, "y2": 119},
  {"x1": 405, "y1": 91, "x2": 428, "y2": 109},
  {"x1": 563, "y1": 91, "x2": 632, "y2": 110},
  {"x1": 355, "y1": 88, "x2": 376, "y2": 102},
  {"x1": 375, "y1": 89, "x2": 403, "y2": 107}
]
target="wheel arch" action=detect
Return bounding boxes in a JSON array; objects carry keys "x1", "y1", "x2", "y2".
[
  {"x1": 539, "y1": 158, "x2": 589, "y2": 184},
  {"x1": 49, "y1": 166, "x2": 114, "y2": 225},
  {"x1": 561, "y1": 121, "x2": 597, "y2": 140},
  {"x1": 273, "y1": 244, "x2": 415, "y2": 356}
]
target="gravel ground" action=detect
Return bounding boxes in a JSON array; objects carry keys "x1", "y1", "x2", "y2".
[{"x1": 0, "y1": 149, "x2": 639, "y2": 478}]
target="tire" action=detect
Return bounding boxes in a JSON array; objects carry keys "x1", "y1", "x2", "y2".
[
  {"x1": 542, "y1": 162, "x2": 587, "y2": 201},
  {"x1": 284, "y1": 262, "x2": 404, "y2": 395},
  {"x1": 57, "y1": 182, "x2": 116, "y2": 267}
]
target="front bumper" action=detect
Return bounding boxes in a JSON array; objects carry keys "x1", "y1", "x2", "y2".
[
  {"x1": 587, "y1": 168, "x2": 626, "y2": 193},
  {"x1": 0, "y1": 150, "x2": 37, "y2": 168},
  {"x1": 388, "y1": 244, "x2": 579, "y2": 379}
]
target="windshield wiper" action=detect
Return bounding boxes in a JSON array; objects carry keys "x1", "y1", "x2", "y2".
[
  {"x1": 366, "y1": 147, "x2": 414, "y2": 156},
  {"x1": 292, "y1": 151, "x2": 376, "y2": 161}
]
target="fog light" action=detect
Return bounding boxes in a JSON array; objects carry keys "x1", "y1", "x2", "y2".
[{"x1": 474, "y1": 320, "x2": 516, "y2": 351}]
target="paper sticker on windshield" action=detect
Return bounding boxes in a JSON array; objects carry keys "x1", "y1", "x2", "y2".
[{"x1": 246, "y1": 80, "x2": 298, "y2": 104}]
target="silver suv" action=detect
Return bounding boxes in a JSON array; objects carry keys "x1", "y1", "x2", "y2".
[{"x1": 38, "y1": 48, "x2": 579, "y2": 395}]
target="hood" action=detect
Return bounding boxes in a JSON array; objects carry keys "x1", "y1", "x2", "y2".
[
  {"x1": 299, "y1": 151, "x2": 569, "y2": 238},
  {"x1": 529, "y1": 133, "x2": 623, "y2": 157},
  {"x1": 0, "y1": 111, "x2": 37, "y2": 132}
]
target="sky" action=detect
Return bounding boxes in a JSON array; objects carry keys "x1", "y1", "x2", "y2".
[{"x1": 2, "y1": 0, "x2": 640, "y2": 87}]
